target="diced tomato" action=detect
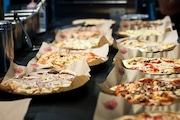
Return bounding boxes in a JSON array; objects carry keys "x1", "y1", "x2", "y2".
[
  {"x1": 174, "y1": 66, "x2": 180, "y2": 72},
  {"x1": 140, "y1": 69, "x2": 146, "y2": 73},
  {"x1": 151, "y1": 60, "x2": 161, "y2": 64},
  {"x1": 172, "y1": 80, "x2": 180, "y2": 86},
  {"x1": 132, "y1": 62, "x2": 137, "y2": 65},
  {"x1": 144, "y1": 63, "x2": 149, "y2": 66},
  {"x1": 149, "y1": 64, "x2": 154, "y2": 68},
  {"x1": 153, "y1": 115, "x2": 163, "y2": 120},
  {"x1": 139, "y1": 78, "x2": 152, "y2": 83},
  {"x1": 149, "y1": 64, "x2": 159, "y2": 72},
  {"x1": 60, "y1": 34, "x2": 66, "y2": 39}
]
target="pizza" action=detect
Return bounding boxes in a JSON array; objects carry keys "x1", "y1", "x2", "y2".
[
  {"x1": 112, "y1": 77, "x2": 180, "y2": 106},
  {"x1": 116, "y1": 29, "x2": 165, "y2": 37},
  {"x1": 122, "y1": 57, "x2": 180, "y2": 74},
  {"x1": 119, "y1": 39, "x2": 176, "y2": 52},
  {"x1": 114, "y1": 112, "x2": 180, "y2": 120},
  {"x1": 120, "y1": 20, "x2": 163, "y2": 31},
  {"x1": 75, "y1": 28, "x2": 101, "y2": 39},
  {"x1": 132, "y1": 20, "x2": 163, "y2": 28},
  {"x1": 53, "y1": 38, "x2": 99, "y2": 50},
  {"x1": 0, "y1": 69, "x2": 76, "y2": 95},
  {"x1": 37, "y1": 51, "x2": 106, "y2": 67},
  {"x1": 129, "y1": 20, "x2": 163, "y2": 29},
  {"x1": 57, "y1": 27, "x2": 102, "y2": 40}
]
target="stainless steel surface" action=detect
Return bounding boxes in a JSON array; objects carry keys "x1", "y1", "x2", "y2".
[
  {"x1": 14, "y1": 12, "x2": 33, "y2": 48},
  {"x1": 4, "y1": 10, "x2": 39, "y2": 51},
  {"x1": 0, "y1": 20, "x2": 14, "y2": 73}
]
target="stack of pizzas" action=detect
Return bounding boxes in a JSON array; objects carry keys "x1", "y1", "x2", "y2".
[{"x1": 95, "y1": 16, "x2": 180, "y2": 120}]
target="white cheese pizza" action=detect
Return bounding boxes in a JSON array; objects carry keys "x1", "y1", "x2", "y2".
[
  {"x1": 119, "y1": 39, "x2": 176, "y2": 52},
  {"x1": 0, "y1": 69, "x2": 76, "y2": 95}
]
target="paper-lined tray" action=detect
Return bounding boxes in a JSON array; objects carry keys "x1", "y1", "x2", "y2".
[
  {"x1": 119, "y1": 16, "x2": 172, "y2": 31},
  {"x1": 0, "y1": 39, "x2": 93, "y2": 95},
  {"x1": 94, "y1": 92, "x2": 180, "y2": 120},
  {"x1": 0, "y1": 53, "x2": 91, "y2": 95},
  {"x1": 95, "y1": 57, "x2": 180, "y2": 119},
  {"x1": 114, "y1": 30, "x2": 179, "y2": 59},
  {"x1": 53, "y1": 22, "x2": 114, "y2": 47},
  {"x1": 94, "y1": 20, "x2": 180, "y2": 119},
  {"x1": 27, "y1": 42, "x2": 109, "y2": 69}
]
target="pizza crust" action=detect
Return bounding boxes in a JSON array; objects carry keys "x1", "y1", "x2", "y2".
[
  {"x1": 116, "y1": 29, "x2": 165, "y2": 37},
  {"x1": 119, "y1": 39, "x2": 176, "y2": 52}
]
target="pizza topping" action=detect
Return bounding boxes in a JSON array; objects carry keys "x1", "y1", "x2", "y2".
[
  {"x1": 54, "y1": 38, "x2": 100, "y2": 50},
  {"x1": 123, "y1": 57, "x2": 180, "y2": 74},
  {"x1": 113, "y1": 77, "x2": 180, "y2": 106},
  {"x1": 117, "y1": 29, "x2": 165, "y2": 38},
  {"x1": 37, "y1": 51, "x2": 104, "y2": 68}
]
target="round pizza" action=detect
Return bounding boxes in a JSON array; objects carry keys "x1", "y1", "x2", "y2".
[
  {"x1": 112, "y1": 77, "x2": 180, "y2": 106},
  {"x1": 116, "y1": 29, "x2": 165, "y2": 37},
  {"x1": 37, "y1": 51, "x2": 106, "y2": 68},
  {"x1": 132, "y1": 20, "x2": 163, "y2": 28},
  {"x1": 53, "y1": 38, "x2": 99, "y2": 50},
  {"x1": 57, "y1": 27, "x2": 102, "y2": 40},
  {"x1": 114, "y1": 112, "x2": 180, "y2": 120},
  {"x1": 122, "y1": 57, "x2": 180, "y2": 74},
  {"x1": 0, "y1": 69, "x2": 76, "y2": 95},
  {"x1": 119, "y1": 39, "x2": 176, "y2": 52}
]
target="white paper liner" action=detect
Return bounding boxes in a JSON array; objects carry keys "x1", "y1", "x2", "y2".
[{"x1": 0, "y1": 98, "x2": 32, "y2": 120}]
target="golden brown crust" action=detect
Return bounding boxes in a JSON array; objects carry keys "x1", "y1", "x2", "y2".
[
  {"x1": 119, "y1": 39, "x2": 176, "y2": 52},
  {"x1": 116, "y1": 29, "x2": 165, "y2": 37}
]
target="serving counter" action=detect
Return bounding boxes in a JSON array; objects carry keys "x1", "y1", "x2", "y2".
[{"x1": 0, "y1": 19, "x2": 118, "y2": 120}]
